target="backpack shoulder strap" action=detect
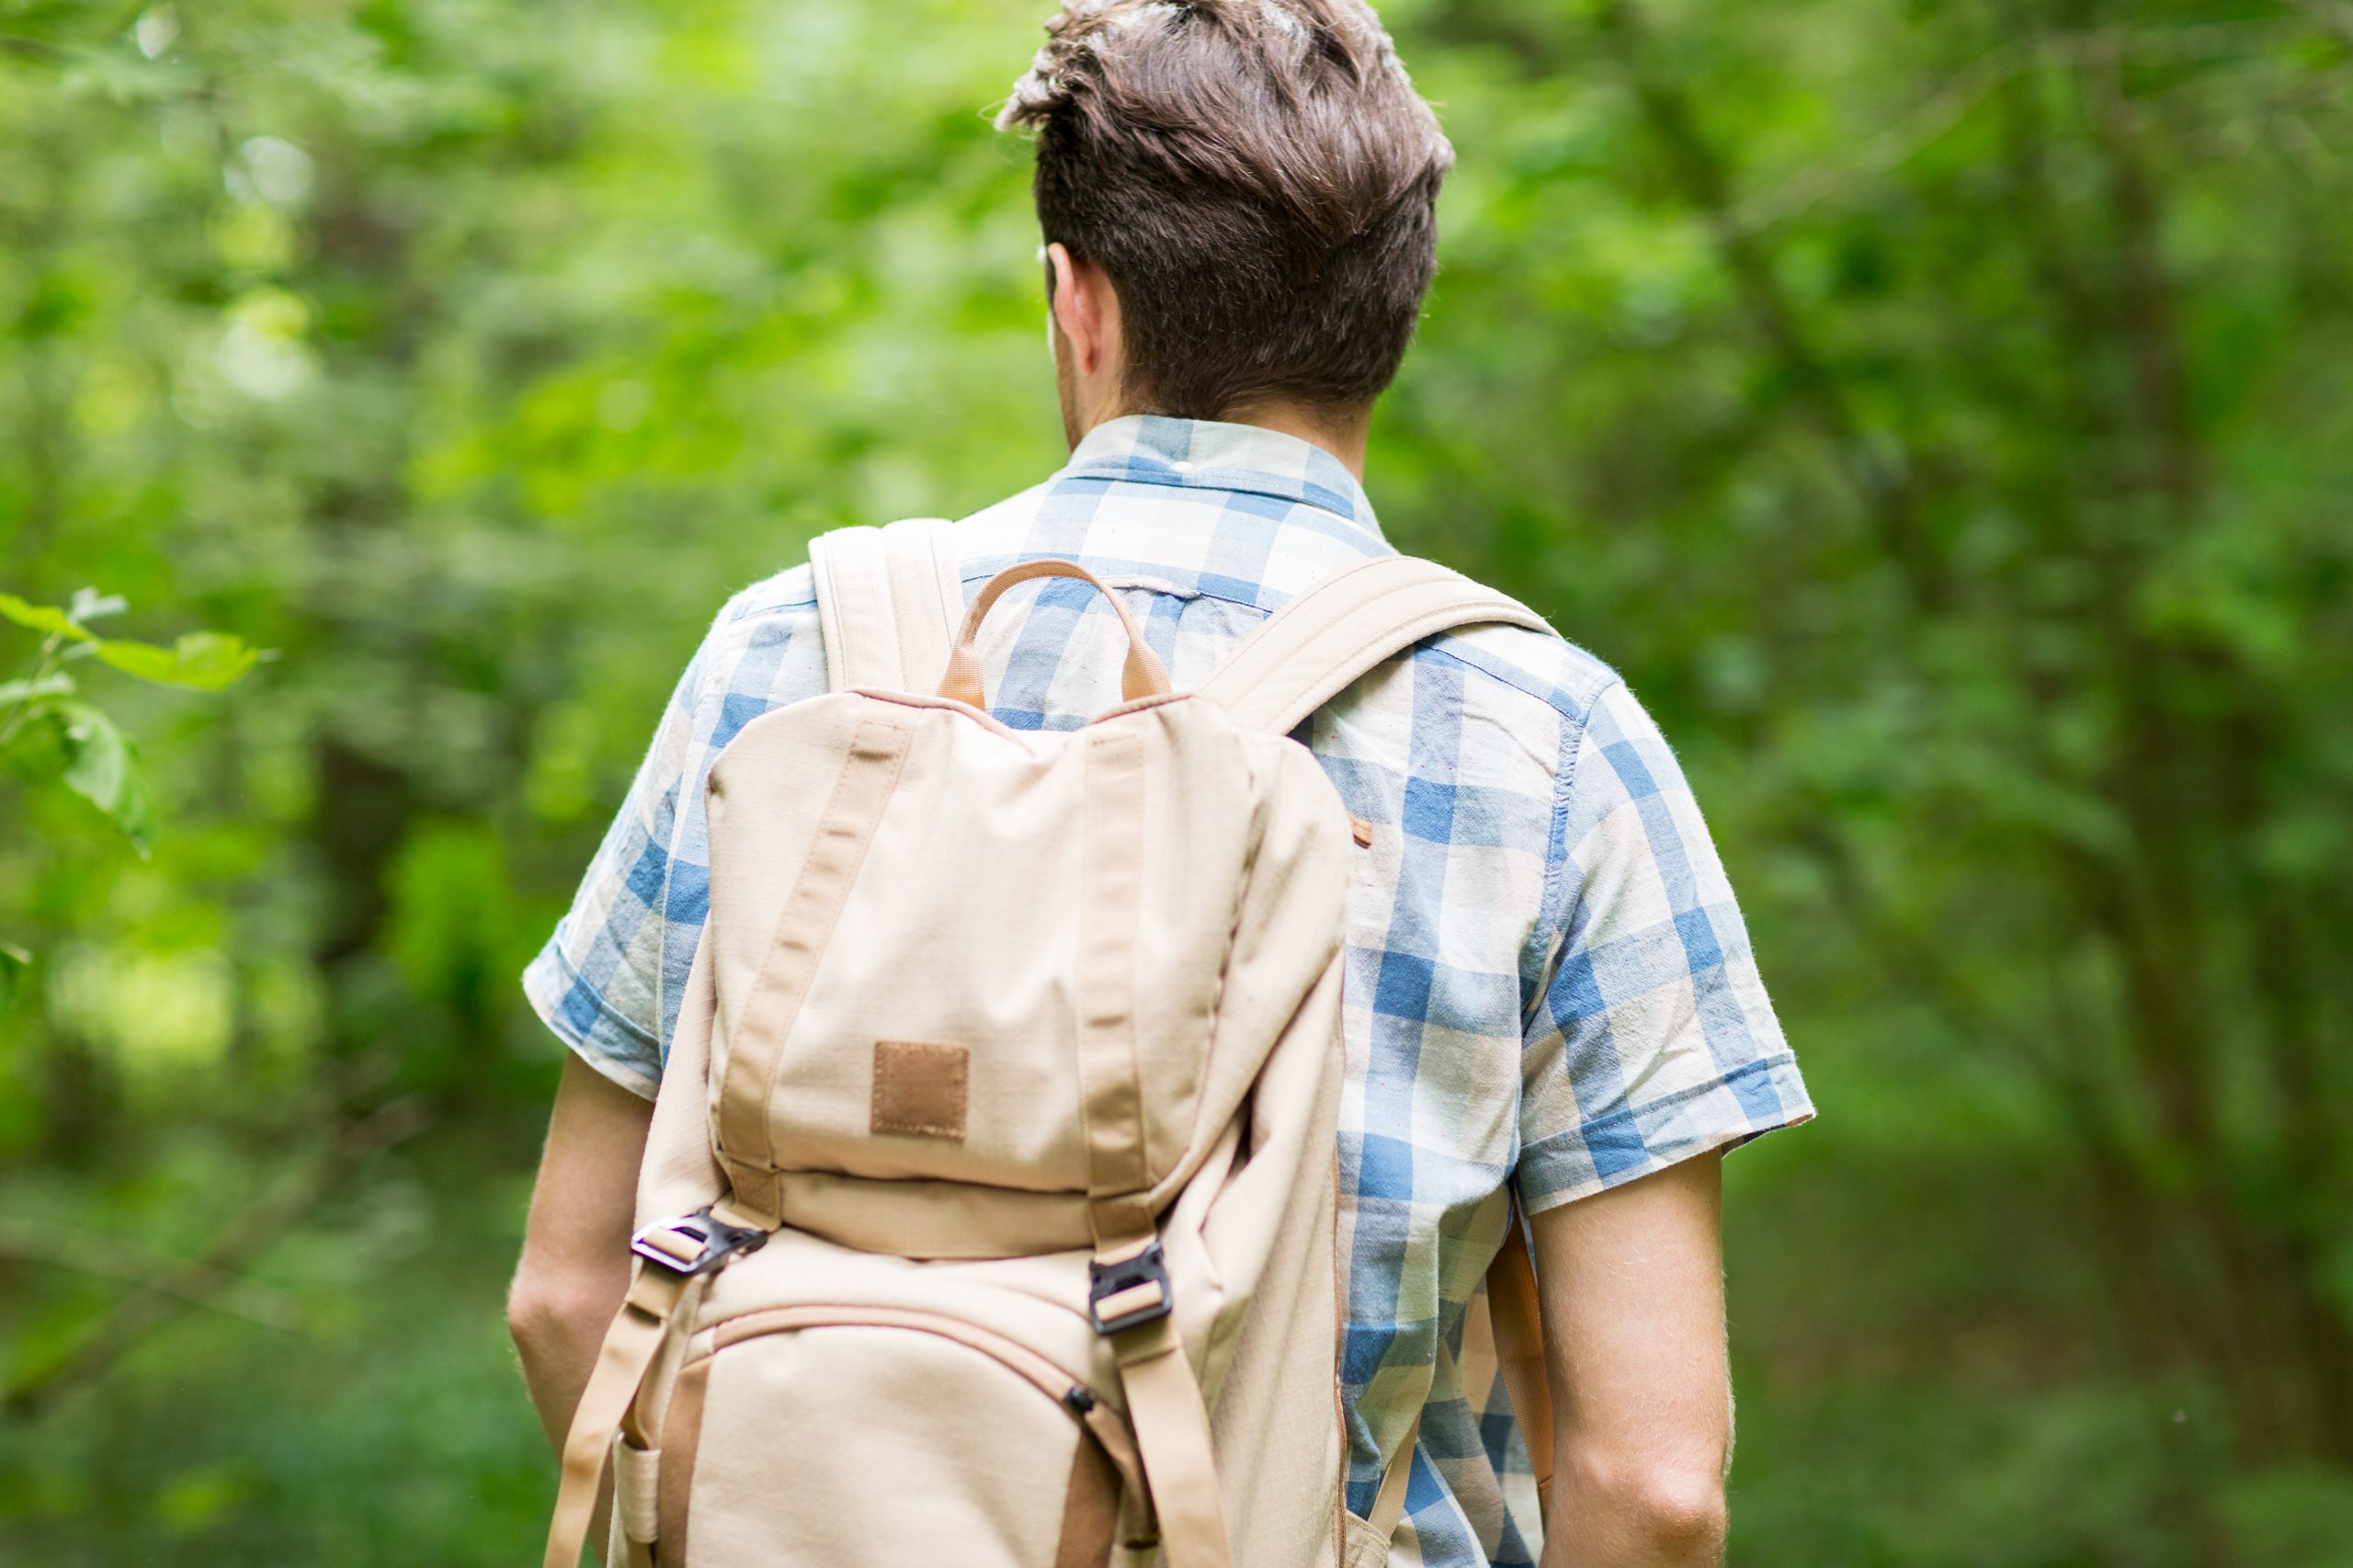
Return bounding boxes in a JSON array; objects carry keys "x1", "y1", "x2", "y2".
[
  {"x1": 1191, "y1": 553, "x2": 1554, "y2": 735},
  {"x1": 808, "y1": 517, "x2": 965, "y2": 693},
  {"x1": 1197, "y1": 555, "x2": 1562, "y2": 1523}
]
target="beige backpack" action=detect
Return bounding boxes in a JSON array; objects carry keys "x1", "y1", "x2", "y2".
[{"x1": 544, "y1": 519, "x2": 1560, "y2": 1568}]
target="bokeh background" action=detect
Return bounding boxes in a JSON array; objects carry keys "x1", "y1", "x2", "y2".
[{"x1": 4, "y1": 0, "x2": 2350, "y2": 1561}]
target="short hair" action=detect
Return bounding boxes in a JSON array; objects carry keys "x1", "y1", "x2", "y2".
[{"x1": 998, "y1": 0, "x2": 1454, "y2": 419}]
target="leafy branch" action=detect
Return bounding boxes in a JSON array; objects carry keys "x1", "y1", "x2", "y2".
[{"x1": 0, "y1": 587, "x2": 268, "y2": 998}]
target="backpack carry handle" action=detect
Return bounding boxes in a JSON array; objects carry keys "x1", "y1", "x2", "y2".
[{"x1": 938, "y1": 559, "x2": 1171, "y2": 710}]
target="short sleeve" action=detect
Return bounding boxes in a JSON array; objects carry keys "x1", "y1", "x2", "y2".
[
  {"x1": 1515, "y1": 679, "x2": 1813, "y2": 1212},
  {"x1": 519, "y1": 566, "x2": 830, "y2": 1096},
  {"x1": 520, "y1": 640, "x2": 714, "y2": 1097}
]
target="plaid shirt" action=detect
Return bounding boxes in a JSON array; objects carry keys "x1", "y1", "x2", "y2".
[{"x1": 526, "y1": 415, "x2": 1813, "y2": 1567}]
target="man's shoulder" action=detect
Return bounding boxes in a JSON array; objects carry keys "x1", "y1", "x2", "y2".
[
  {"x1": 1421, "y1": 609, "x2": 1628, "y2": 751},
  {"x1": 666, "y1": 563, "x2": 829, "y2": 733},
  {"x1": 712, "y1": 561, "x2": 820, "y2": 631}
]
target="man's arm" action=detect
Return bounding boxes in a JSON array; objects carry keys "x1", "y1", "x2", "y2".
[
  {"x1": 508, "y1": 1054, "x2": 655, "y2": 1451},
  {"x1": 1531, "y1": 1151, "x2": 1730, "y2": 1568}
]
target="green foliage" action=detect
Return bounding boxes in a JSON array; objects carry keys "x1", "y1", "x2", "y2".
[
  {"x1": 0, "y1": 593, "x2": 261, "y2": 689},
  {"x1": 1, "y1": 0, "x2": 2347, "y2": 1562},
  {"x1": 0, "y1": 590, "x2": 263, "y2": 858}
]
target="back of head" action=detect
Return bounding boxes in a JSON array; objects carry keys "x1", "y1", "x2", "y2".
[{"x1": 999, "y1": 0, "x2": 1454, "y2": 421}]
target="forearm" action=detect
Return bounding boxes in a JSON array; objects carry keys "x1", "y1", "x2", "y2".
[
  {"x1": 511, "y1": 1053, "x2": 656, "y2": 1555},
  {"x1": 509, "y1": 1276, "x2": 624, "y2": 1559}
]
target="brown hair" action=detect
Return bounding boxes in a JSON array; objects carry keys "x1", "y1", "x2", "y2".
[{"x1": 998, "y1": 0, "x2": 1453, "y2": 420}]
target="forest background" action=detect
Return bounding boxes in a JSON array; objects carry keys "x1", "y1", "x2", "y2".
[{"x1": 3, "y1": 0, "x2": 2350, "y2": 1562}]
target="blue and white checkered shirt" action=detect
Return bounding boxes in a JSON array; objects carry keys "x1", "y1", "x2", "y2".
[{"x1": 526, "y1": 415, "x2": 1813, "y2": 1567}]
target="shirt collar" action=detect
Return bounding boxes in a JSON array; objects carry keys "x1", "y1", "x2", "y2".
[{"x1": 1058, "y1": 415, "x2": 1384, "y2": 542}]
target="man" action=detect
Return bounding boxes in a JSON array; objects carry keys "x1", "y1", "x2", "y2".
[{"x1": 507, "y1": 2, "x2": 1813, "y2": 1564}]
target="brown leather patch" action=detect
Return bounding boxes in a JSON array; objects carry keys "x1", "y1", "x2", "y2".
[{"x1": 870, "y1": 1040, "x2": 968, "y2": 1141}]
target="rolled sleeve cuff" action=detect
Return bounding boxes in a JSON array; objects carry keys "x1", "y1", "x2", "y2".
[
  {"x1": 521, "y1": 937, "x2": 662, "y2": 1100},
  {"x1": 1515, "y1": 1051, "x2": 1815, "y2": 1214}
]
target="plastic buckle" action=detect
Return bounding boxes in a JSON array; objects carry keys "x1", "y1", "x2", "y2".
[
  {"x1": 630, "y1": 1207, "x2": 769, "y2": 1278},
  {"x1": 1087, "y1": 1240, "x2": 1174, "y2": 1335}
]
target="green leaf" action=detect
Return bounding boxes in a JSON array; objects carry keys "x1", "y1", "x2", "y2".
[
  {"x1": 0, "y1": 670, "x2": 74, "y2": 709},
  {"x1": 4, "y1": 593, "x2": 261, "y2": 689},
  {"x1": 92, "y1": 631, "x2": 264, "y2": 690},
  {"x1": 53, "y1": 700, "x2": 158, "y2": 855},
  {"x1": 0, "y1": 592, "x2": 94, "y2": 643}
]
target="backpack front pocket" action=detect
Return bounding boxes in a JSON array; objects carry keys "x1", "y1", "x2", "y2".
[{"x1": 655, "y1": 1305, "x2": 1141, "y2": 1568}]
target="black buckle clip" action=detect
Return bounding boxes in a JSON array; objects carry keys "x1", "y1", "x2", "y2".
[
  {"x1": 631, "y1": 1206, "x2": 769, "y2": 1278},
  {"x1": 1087, "y1": 1240, "x2": 1174, "y2": 1335}
]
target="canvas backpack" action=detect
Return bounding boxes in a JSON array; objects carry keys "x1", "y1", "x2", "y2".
[{"x1": 543, "y1": 518, "x2": 1562, "y2": 1568}]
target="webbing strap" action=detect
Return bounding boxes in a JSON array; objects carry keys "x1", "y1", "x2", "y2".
[
  {"x1": 1365, "y1": 1404, "x2": 1423, "y2": 1548},
  {"x1": 541, "y1": 1267, "x2": 688, "y2": 1568},
  {"x1": 1074, "y1": 715, "x2": 1231, "y2": 1560},
  {"x1": 1113, "y1": 1314, "x2": 1235, "y2": 1568},
  {"x1": 809, "y1": 517, "x2": 963, "y2": 693},
  {"x1": 1191, "y1": 555, "x2": 1554, "y2": 738},
  {"x1": 1077, "y1": 725, "x2": 1154, "y2": 1250},
  {"x1": 714, "y1": 714, "x2": 915, "y2": 1225}
]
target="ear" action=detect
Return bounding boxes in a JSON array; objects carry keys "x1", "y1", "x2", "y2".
[{"x1": 1046, "y1": 242, "x2": 1113, "y2": 379}]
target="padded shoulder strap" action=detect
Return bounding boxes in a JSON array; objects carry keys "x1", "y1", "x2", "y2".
[
  {"x1": 1191, "y1": 554, "x2": 1555, "y2": 736},
  {"x1": 808, "y1": 517, "x2": 964, "y2": 694}
]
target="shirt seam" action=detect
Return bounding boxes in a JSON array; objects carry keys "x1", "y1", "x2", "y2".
[
  {"x1": 568, "y1": 1035, "x2": 661, "y2": 1099},
  {"x1": 1519, "y1": 675, "x2": 1623, "y2": 1030},
  {"x1": 1419, "y1": 642, "x2": 1613, "y2": 725},
  {"x1": 1517, "y1": 1051, "x2": 1814, "y2": 1213}
]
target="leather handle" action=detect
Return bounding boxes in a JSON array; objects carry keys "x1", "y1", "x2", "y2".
[{"x1": 938, "y1": 559, "x2": 1170, "y2": 710}]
